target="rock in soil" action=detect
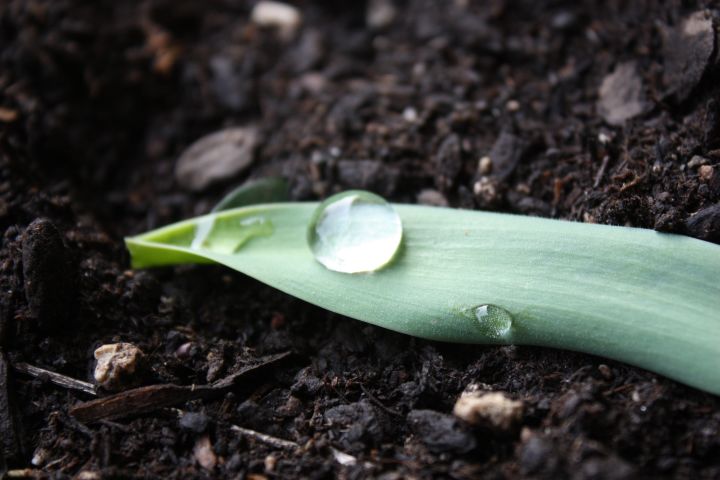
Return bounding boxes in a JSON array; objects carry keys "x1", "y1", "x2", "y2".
[
  {"x1": 21, "y1": 218, "x2": 76, "y2": 334},
  {"x1": 93, "y1": 343, "x2": 145, "y2": 391},
  {"x1": 662, "y1": 10, "x2": 715, "y2": 103},
  {"x1": 453, "y1": 391, "x2": 524, "y2": 433}
]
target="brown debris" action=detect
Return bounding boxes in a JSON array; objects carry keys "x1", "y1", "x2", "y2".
[
  {"x1": 12, "y1": 362, "x2": 97, "y2": 396},
  {"x1": 70, "y1": 351, "x2": 290, "y2": 423}
]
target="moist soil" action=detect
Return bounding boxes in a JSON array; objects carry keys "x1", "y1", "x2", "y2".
[{"x1": 2, "y1": 0, "x2": 720, "y2": 478}]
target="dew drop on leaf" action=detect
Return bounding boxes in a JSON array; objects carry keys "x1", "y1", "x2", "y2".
[
  {"x1": 474, "y1": 304, "x2": 513, "y2": 338},
  {"x1": 190, "y1": 215, "x2": 273, "y2": 254},
  {"x1": 308, "y1": 191, "x2": 402, "y2": 274}
]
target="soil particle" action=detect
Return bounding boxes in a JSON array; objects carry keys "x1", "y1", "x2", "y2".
[
  {"x1": 486, "y1": 130, "x2": 529, "y2": 181},
  {"x1": 21, "y1": 218, "x2": 76, "y2": 334},
  {"x1": 336, "y1": 159, "x2": 399, "y2": 197},
  {"x1": 686, "y1": 202, "x2": 720, "y2": 242},
  {"x1": 407, "y1": 409, "x2": 476, "y2": 454},
  {"x1": 324, "y1": 400, "x2": 385, "y2": 452},
  {"x1": 434, "y1": 134, "x2": 463, "y2": 192}
]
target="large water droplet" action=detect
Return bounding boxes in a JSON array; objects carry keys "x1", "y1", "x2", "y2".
[
  {"x1": 474, "y1": 304, "x2": 513, "y2": 339},
  {"x1": 308, "y1": 191, "x2": 402, "y2": 273}
]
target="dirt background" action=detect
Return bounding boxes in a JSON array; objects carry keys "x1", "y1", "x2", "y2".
[{"x1": 2, "y1": 0, "x2": 720, "y2": 478}]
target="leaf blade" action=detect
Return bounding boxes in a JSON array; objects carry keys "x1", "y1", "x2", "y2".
[{"x1": 126, "y1": 203, "x2": 720, "y2": 395}]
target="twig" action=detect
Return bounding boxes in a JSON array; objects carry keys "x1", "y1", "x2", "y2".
[
  {"x1": 593, "y1": 155, "x2": 610, "y2": 188},
  {"x1": 12, "y1": 362, "x2": 97, "y2": 396},
  {"x1": 230, "y1": 425, "x2": 299, "y2": 450},
  {"x1": 70, "y1": 351, "x2": 290, "y2": 423},
  {"x1": 5, "y1": 468, "x2": 45, "y2": 478}
]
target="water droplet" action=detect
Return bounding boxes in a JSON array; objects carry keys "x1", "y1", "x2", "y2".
[
  {"x1": 308, "y1": 191, "x2": 402, "y2": 273},
  {"x1": 190, "y1": 215, "x2": 273, "y2": 254},
  {"x1": 474, "y1": 304, "x2": 513, "y2": 339}
]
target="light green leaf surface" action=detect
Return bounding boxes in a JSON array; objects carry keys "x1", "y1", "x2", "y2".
[{"x1": 126, "y1": 203, "x2": 720, "y2": 395}]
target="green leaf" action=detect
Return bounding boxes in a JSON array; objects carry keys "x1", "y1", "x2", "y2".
[
  {"x1": 211, "y1": 177, "x2": 289, "y2": 213},
  {"x1": 126, "y1": 202, "x2": 720, "y2": 395}
]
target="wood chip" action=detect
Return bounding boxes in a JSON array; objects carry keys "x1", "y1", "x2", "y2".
[
  {"x1": 175, "y1": 127, "x2": 259, "y2": 191},
  {"x1": 597, "y1": 61, "x2": 645, "y2": 126}
]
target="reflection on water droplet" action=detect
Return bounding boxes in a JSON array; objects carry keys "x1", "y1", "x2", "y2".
[
  {"x1": 308, "y1": 190, "x2": 402, "y2": 273},
  {"x1": 474, "y1": 304, "x2": 513, "y2": 339},
  {"x1": 190, "y1": 214, "x2": 273, "y2": 254}
]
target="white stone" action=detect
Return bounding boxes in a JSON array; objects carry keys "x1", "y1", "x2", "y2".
[
  {"x1": 251, "y1": 1, "x2": 302, "y2": 39},
  {"x1": 94, "y1": 343, "x2": 143, "y2": 390},
  {"x1": 453, "y1": 391, "x2": 523, "y2": 431}
]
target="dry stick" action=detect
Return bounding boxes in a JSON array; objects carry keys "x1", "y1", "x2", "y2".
[
  {"x1": 12, "y1": 362, "x2": 98, "y2": 396},
  {"x1": 229, "y1": 425, "x2": 299, "y2": 450},
  {"x1": 593, "y1": 155, "x2": 611, "y2": 188},
  {"x1": 69, "y1": 351, "x2": 291, "y2": 423}
]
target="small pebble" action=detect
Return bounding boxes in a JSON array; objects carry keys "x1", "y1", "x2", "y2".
[
  {"x1": 473, "y1": 176, "x2": 499, "y2": 205},
  {"x1": 698, "y1": 164, "x2": 714, "y2": 181},
  {"x1": 478, "y1": 156, "x2": 492, "y2": 174},
  {"x1": 264, "y1": 454, "x2": 278, "y2": 472},
  {"x1": 366, "y1": 0, "x2": 396, "y2": 29},
  {"x1": 598, "y1": 364, "x2": 613, "y2": 379},
  {"x1": 453, "y1": 391, "x2": 524, "y2": 432},
  {"x1": 251, "y1": 1, "x2": 302, "y2": 40},
  {"x1": 193, "y1": 435, "x2": 217, "y2": 470},
  {"x1": 93, "y1": 343, "x2": 144, "y2": 391},
  {"x1": 402, "y1": 106, "x2": 418, "y2": 122}
]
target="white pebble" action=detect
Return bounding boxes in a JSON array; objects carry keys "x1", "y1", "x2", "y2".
[
  {"x1": 94, "y1": 343, "x2": 144, "y2": 390},
  {"x1": 453, "y1": 391, "x2": 523, "y2": 431},
  {"x1": 251, "y1": 1, "x2": 302, "y2": 39}
]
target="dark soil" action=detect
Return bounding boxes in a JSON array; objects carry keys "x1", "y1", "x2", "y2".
[{"x1": 2, "y1": 0, "x2": 720, "y2": 478}]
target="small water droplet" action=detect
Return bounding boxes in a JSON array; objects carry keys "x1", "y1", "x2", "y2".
[
  {"x1": 308, "y1": 191, "x2": 402, "y2": 273},
  {"x1": 190, "y1": 214, "x2": 273, "y2": 253},
  {"x1": 474, "y1": 304, "x2": 513, "y2": 339}
]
